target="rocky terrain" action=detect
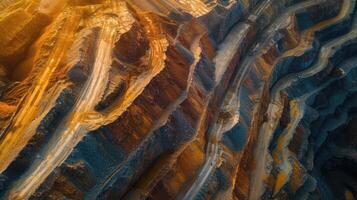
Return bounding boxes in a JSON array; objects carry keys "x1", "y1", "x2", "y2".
[{"x1": 0, "y1": 0, "x2": 356, "y2": 199}]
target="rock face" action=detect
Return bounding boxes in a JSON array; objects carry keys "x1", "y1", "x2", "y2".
[{"x1": 0, "y1": 0, "x2": 356, "y2": 200}]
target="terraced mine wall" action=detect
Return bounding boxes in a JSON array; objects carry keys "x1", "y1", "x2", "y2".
[{"x1": 0, "y1": 0, "x2": 356, "y2": 200}]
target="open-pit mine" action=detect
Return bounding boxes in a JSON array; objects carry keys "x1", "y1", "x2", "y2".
[{"x1": 0, "y1": 0, "x2": 356, "y2": 199}]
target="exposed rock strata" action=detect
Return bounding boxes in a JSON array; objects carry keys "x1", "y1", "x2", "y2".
[{"x1": 0, "y1": 0, "x2": 356, "y2": 200}]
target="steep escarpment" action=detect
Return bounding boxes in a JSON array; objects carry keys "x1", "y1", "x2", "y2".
[{"x1": 0, "y1": 0, "x2": 356, "y2": 200}]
